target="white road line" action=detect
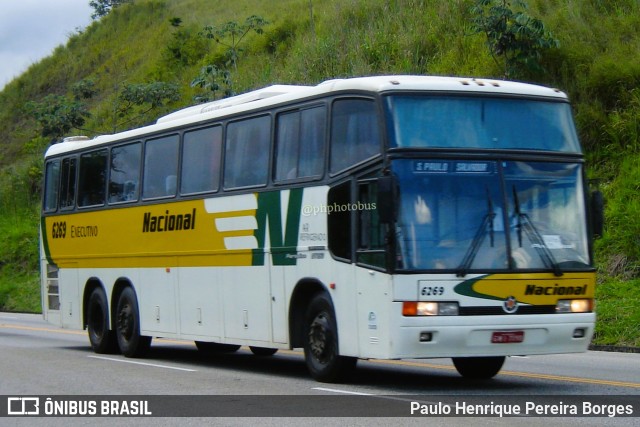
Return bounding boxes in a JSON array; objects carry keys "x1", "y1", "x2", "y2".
[
  {"x1": 88, "y1": 355, "x2": 196, "y2": 372},
  {"x1": 312, "y1": 387, "x2": 442, "y2": 407},
  {"x1": 312, "y1": 387, "x2": 373, "y2": 396}
]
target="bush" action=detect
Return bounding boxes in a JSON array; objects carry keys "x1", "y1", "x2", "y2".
[
  {"x1": 596, "y1": 155, "x2": 640, "y2": 278},
  {"x1": 587, "y1": 56, "x2": 640, "y2": 111},
  {"x1": 0, "y1": 174, "x2": 40, "y2": 312}
]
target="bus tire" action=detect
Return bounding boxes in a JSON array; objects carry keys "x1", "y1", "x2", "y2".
[
  {"x1": 115, "y1": 287, "x2": 151, "y2": 358},
  {"x1": 452, "y1": 356, "x2": 505, "y2": 379},
  {"x1": 249, "y1": 346, "x2": 278, "y2": 356},
  {"x1": 195, "y1": 341, "x2": 241, "y2": 353},
  {"x1": 303, "y1": 293, "x2": 357, "y2": 383},
  {"x1": 87, "y1": 287, "x2": 118, "y2": 354}
]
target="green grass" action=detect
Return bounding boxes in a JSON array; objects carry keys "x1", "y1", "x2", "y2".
[
  {"x1": 593, "y1": 278, "x2": 640, "y2": 348},
  {"x1": 0, "y1": 203, "x2": 40, "y2": 313},
  {"x1": 0, "y1": 271, "x2": 41, "y2": 313}
]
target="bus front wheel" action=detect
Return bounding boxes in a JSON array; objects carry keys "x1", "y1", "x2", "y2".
[
  {"x1": 303, "y1": 293, "x2": 357, "y2": 383},
  {"x1": 115, "y1": 287, "x2": 151, "y2": 358},
  {"x1": 87, "y1": 287, "x2": 118, "y2": 354},
  {"x1": 452, "y1": 356, "x2": 505, "y2": 379}
]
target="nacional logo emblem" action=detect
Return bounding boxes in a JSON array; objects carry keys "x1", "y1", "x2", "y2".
[{"x1": 502, "y1": 296, "x2": 519, "y2": 314}]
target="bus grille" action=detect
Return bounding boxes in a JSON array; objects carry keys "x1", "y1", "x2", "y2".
[{"x1": 459, "y1": 306, "x2": 556, "y2": 315}]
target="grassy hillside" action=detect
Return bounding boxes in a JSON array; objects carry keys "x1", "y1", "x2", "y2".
[{"x1": 0, "y1": 0, "x2": 639, "y2": 346}]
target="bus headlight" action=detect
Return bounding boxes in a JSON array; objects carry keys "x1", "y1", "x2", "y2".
[
  {"x1": 556, "y1": 299, "x2": 593, "y2": 313},
  {"x1": 402, "y1": 302, "x2": 459, "y2": 316}
]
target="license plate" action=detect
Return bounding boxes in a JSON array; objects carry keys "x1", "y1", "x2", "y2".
[{"x1": 491, "y1": 331, "x2": 524, "y2": 344}]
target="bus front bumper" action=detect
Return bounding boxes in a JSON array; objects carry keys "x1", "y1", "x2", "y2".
[{"x1": 389, "y1": 313, "x2": 595, "y2": 359}]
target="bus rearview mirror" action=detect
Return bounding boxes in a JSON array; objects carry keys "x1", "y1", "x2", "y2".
[{"x1": 590, "y1": 190, "x2": 604, "y2": 239}]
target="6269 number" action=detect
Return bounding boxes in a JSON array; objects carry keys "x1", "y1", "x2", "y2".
[
  {"x1": 421, "y1": 286, "x2": 445, "y2": 296},
  {"x1": 52, "y1": 221, "x2": 67, "y2": 239}
]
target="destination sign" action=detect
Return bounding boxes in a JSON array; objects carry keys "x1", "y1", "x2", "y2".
[{"x1": 413, "y1": 161, "x2": 495, "y2": 175}]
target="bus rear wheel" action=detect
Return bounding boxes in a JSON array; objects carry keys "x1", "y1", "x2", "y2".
[
  {"x1": 452, "y1": 356, "x2": 505, "y2": 379},
  {"x1": 303, "y1": 293, "x2": 357, "y2": 383},
  {"x1": 115, "y1": 287, "x2": 151, "y2": 358},
  {"x1": 87, "y1": 287, "x2": 118, "y2": 354}
]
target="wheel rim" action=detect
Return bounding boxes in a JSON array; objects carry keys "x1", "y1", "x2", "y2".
[
  {"x1": 308, "y1": 311, "x2": 331, "y2": 364},
  {"x1": 117, "y1": 301, "x2": 133, "y2": 341}
]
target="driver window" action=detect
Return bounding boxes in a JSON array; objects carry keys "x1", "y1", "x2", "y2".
[{"x1": 356, "y1": 180, "x2": 385, "y2": 268}]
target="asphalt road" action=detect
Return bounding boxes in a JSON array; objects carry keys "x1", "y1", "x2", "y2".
[{"x1": 1, "y1": 312, "x2": 638, "y2": 426}]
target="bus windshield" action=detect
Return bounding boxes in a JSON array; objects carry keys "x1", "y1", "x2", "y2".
[
  {"x1": 393, "y1": 159, "x2": 590, "y2": 273},
  {"x1": 386, "y1": 95, "x2": 581, "y2": 153}
]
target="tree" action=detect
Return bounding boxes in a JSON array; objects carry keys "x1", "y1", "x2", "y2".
[
  {"x1": 190, "y1": 65, "x2": 233, "y2": 103},
  {"x1": 71, "y1": 79, "x2": 97, "y2": 100},
  {"x1": 469, "y1": 0, "x2": 558, "y2": 78},
  {"x1": 26, "y1": 95, "x2": 91, "y2": 139},
  {"x1": 308, "y1": 0, "x2": 316, "y2": 42},
  {"x1": 201, "y1": 15, "x2": 269, "y2": 71},
  {"x1": 195, "y1": 15, "x2": 268, "y2": 99},
  {"x1": 25, "y1": 78, "x2": 96, "y2": 139},
  {"x1": 89, "y1": 0, "x2": 132, "y2": 20},
  {"x1": 164, "y1": 18, "x2": 209, "y2": 66},
  {"x1": 114, "y1": 82, "x2": 180, "y2": 130},
  {"x1": 27, "y1": 80, "x2": 180, "y2": 138}
]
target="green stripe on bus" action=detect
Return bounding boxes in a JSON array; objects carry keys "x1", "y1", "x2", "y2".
[{"x1": 252, "y1": 188, "x2": 304, "y2": 266}]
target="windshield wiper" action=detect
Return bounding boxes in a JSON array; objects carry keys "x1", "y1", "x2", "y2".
[
  {"x1": 512, "y1": 186, "x2": 563, "y2": 277},
  {"x1": 456, "y1": 189, "x2": 495, "y2": 277}
]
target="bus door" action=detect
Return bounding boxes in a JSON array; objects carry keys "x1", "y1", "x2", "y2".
[
  {"x1": 58, "y1": 263, "x2": 80, "y2": 329},
  {"x1": 270, "y1": 266, "x2": 288, "y2": 344},
  {"x1": 41, "y1": 261, "x2": 61, "y2": 326}
]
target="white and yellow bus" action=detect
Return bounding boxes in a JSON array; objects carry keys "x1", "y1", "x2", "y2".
[{"x1": 40, "y1": 76, "x2": 602, "y2": 382}]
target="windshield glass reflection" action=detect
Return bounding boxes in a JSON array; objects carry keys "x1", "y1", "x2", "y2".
[
  {"x1": 393, "y1": 160, "x2": 589, "y2": 272},
  {"x1": 386, "y1": 96, "x2": 581, "y2": 153}
]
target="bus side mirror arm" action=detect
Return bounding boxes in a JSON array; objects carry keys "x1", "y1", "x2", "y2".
[
  {"x1": 377, "y1": 174, "x2": 398, "y2": 273},
  {"x1": 377, "y1": 175, "x2": 397, "y2": 224},
  {"x1": 590, "y1": 190, "x2": 604, "y2": 239}
]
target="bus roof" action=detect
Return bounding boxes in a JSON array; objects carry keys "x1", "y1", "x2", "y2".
[{"x1": 44, "y1": 75, "x2": 568, "y2": 158}]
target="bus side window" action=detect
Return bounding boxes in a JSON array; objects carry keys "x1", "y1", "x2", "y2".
[
  {"x1": 181, "y1": 126, "x2": 222, "y2": 195},
  {"x1": 143, "y1": 135, "x2": 179, "y2": 199},
  {"x1": 299, "y1": 107, "x2": 326, "y2": 177},
  {"x1": 109, "y1": 142, "x2": 141, "y2": 203},
  {"x1": 327, "y1": 181, "x2": 352, "y2": 261},
  {"x1": 330, "y1": 99, "x2": 381, "y2": 174},
  {"x1": 78, "y1": 149, "x2": 108, "y2": 207},
  {"x1": 59, "y1": 157, "x2": 77, "y2": 210},
  {"x1": 224, "y1": 115, "x2": 270, "y2": 189},
  {"x1": 43, "y1": 160, "x2": 61, "y2": 213},
  {"x1": 274, "y1": 106, "x2": 326, "y2": 182},
  {"x1": 275, "y1": 111, "x2": 299, "y2": 181}
]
